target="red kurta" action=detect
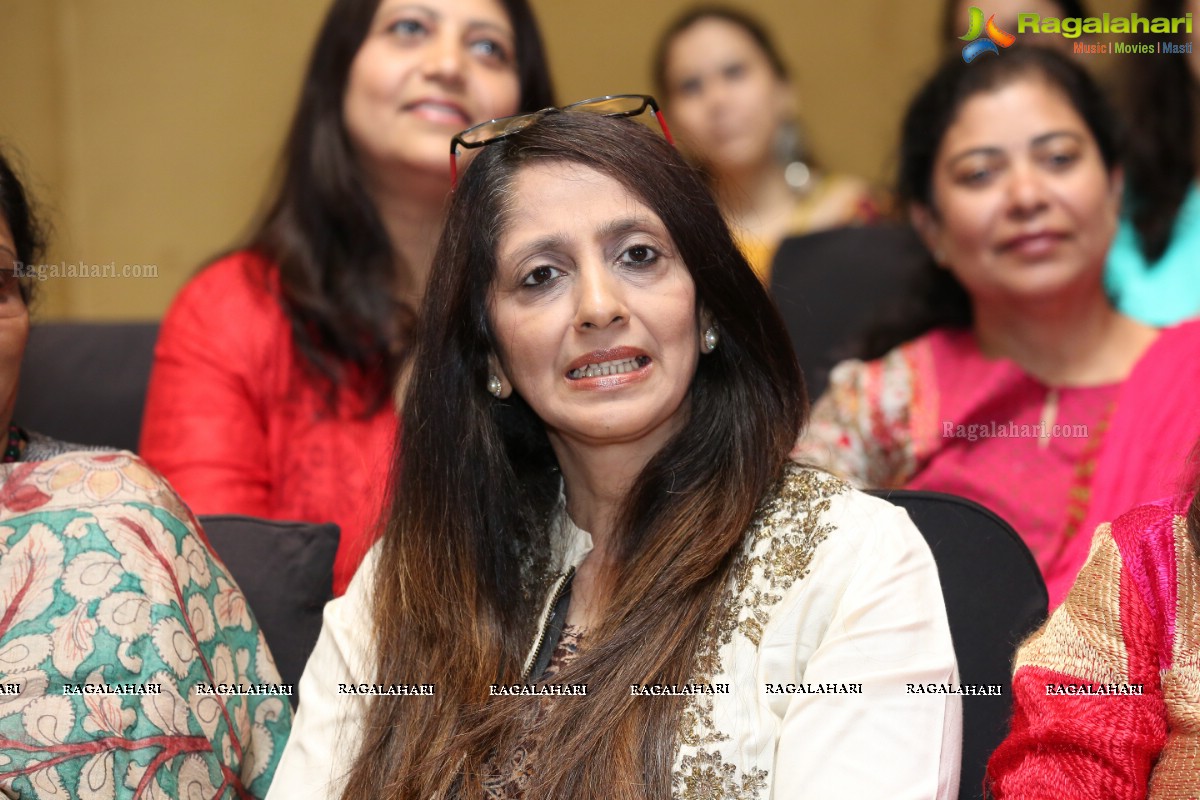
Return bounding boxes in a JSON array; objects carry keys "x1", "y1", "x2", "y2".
[{"x1": 139, "y1": 251, "x2": 398, "y2": 595}]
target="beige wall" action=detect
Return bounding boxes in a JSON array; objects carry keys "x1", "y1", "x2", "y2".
[
  {"x1": 0, "y1": 0, "x2": 331, "y2": 320},
  {"x1": 0, "y1": 0, "x2": 1137, "y2": 321}
]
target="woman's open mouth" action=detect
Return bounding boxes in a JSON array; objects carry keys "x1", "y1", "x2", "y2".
[{"x1": 567, "y1": 355, "x2": 651, "y2": 379}]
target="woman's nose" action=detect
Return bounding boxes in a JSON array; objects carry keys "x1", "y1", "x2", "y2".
[
  {"x1": 573, "y1": 262, "x2": 628, "y2": 330},
  {"x1": 1005, "y1": 163, "x2": 1050, "y2": 217},
  {"x1": 422, "y1": 31, "x2": 466, "y2": 83}
]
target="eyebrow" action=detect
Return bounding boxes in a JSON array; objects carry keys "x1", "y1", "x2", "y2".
[
  {"x1": 378, "y1": 3, "x2": 513, "y2": 36},
  {"x1": 945, "y1": 130, "x2": 1085, "y2": 166},
  {"x1": 503, "y1": 216, "x2": 664, "y2": 263}
]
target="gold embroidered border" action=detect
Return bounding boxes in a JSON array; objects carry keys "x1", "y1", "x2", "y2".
[{"x1": 672, "y1": 465, "x2": 847, "y2": 795}]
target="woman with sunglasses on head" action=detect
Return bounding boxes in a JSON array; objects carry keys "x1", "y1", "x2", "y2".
[
  {"x1": 651, "y1": 6, "x2": 883, "y2": 284},
  {"x1": 268, "y1": 104, "x2": 961, "y2": 799},
  {"x1": 793, "y1": 48, "x2": 1200, "y2": 608},
  {"x1": 138, "y1": 0, "x2": 554, "y2": 596}
]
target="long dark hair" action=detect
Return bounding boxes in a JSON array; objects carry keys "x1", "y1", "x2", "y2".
[
  {"x1": 247, "y1": 0, "x2": 555, "y2": 409},
  {"x1": 1123, "y1": 0, "x2": 1195, "y2": 263},
  {"x1": 863, "y1": 47, "x2": 1119, "y2": 359},
  {"x1": 340, "y1": 112, "x2": 806, "y2": 798},
  {"x1": 0, "y1": 145, "x2": 45, "y2": 305}
]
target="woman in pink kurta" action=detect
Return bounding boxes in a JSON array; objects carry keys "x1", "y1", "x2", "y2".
[
  {"x1": 800, "y1": 323, "x2": 1200, "y2": 607},
  {"x1": 795, "y1": 49, "x2": 1200, "y2": 607}
]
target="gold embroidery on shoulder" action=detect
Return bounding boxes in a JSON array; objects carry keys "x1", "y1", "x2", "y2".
[
  {"x1": 673, "y1": 465, "x2": 848, "y2": 793},
  {"x1": 1016, "y1": 523, "x2": 1128, "y2": 684},
  {"x1": 1162, "y1": 512, "x2": 1200, "y2": 781},
  {"x1": 673, "y1": 749, "x2": 769, "y2": 800}
]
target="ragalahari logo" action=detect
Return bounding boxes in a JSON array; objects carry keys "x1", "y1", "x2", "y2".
[{"x1": 960, "y1": 7, "x2": 1017, "y2": 62}]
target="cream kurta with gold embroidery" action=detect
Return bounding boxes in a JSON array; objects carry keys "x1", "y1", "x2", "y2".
[{"x1": 270, "y1": 466, "x2": 962, "y2": 799}]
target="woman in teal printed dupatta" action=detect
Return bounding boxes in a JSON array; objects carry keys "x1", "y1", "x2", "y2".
[{"x1": 0, "y1": 146, "x2": 291, "y2": 798}]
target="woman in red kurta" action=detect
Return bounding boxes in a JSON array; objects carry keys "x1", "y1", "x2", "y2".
[
  {"x1": 141, "y1": 252, "x2": 397, "y2": 594},
  {"x1": 140, "y1": 0, "x2": 556, "y2": 594}
]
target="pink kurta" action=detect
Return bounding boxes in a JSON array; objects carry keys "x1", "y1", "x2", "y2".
[
  {"x1": 797, "y1": 322, "x2": 1200, "y2": 606},
  {"x1": 904, "y1": 330, "x2": 1119, "y2": 571}
]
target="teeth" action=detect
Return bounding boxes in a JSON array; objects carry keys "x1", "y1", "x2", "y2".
[{"x1": 568, "y1": 357, "x2": 644, "y2": 379}]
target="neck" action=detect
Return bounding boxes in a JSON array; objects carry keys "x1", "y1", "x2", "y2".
[
  {"x1": 365, "y1": 168, "x2": 450, "y2": 307},
  {"x1": 550, "y1": 435, "x2": 669, "y2": 558},
  {"x1": 972, "y1": 283, "x2": 1158, "y2": 386}
]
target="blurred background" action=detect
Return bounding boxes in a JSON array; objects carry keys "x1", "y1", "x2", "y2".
[{"x1": 0, "y1": 0, "x2": 1134, "y2": 320}]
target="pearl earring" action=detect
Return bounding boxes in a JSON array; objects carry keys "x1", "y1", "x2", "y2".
[
  {"x1": 487, "y1": 375, "x2": 503, "y2": 397},
  {"x1": 703, "y1": 326, "x2": 719, "y2": 353}
]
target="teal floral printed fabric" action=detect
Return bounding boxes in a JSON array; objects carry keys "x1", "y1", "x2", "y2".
[{"x1": 0, "y1": 452, "x2": 292, "y2": 798}]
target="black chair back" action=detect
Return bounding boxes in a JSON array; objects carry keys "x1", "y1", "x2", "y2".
[
  {"x1": 770, "y1": 225, "x2": 928, "y2": 399},
  {"x1": 199, "y1": 514, "x2": 339, "y2": 706},
  {"x1": 16, "y1": 322, "x2": 159, "y2": 451},
  {"x1": 868, "y1": 489, "x2": 1047, "y2": 800}
]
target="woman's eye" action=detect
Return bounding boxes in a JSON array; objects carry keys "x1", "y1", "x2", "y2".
[
  {"x1": 1042, "y1": 150, "x2": 1080, "y2": 170},
  {"x1": 953, "y1": 163, "x2": 996, "y2": 187},
  {"x1": 470, "y1": 38, "x2": 511, "y2": 63},
  {"x1": 388, "y1": 18, "x2": 427, "y2": 38},
  {"x1": 676, "y1": 77, "x2": 702, "y2": 98},
  {"x1": 522, "y1": 265, "x2": 563, "y2": 286},
  {"x1": 722, "y1": 62, "x2": 747, "y2": 81},
  {"x1": 620, "y1": 245, "x2": 659, "y2": 266}
]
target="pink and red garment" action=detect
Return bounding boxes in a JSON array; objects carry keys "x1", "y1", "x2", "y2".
[{"x1": 987, "y1": 495, "x2": 1200, "y2": 798}]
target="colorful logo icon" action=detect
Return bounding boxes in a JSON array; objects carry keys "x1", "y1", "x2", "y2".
[{"x1": 960, "y1": 7, "x2": 1017, "y2": 62}]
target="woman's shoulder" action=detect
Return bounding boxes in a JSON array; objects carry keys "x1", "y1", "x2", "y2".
[
  {"x1": 23, "y1": 431, "x2": 116, "y2": 462},
  {"x1": 3, "y1": 450, "x2": 188, "y2": 512},
  {"x1": 743, "y1": 466, "x2": 941, "y2": 650},
  {"x1": 166, "y1": 249, "x2": 284, "y2": 326},
  {"x1": 1152, "y1": 317, "x2": 1200, "y2": 349},
  {"x1": 1118, "y1": 318, "x2": 1200, "y2": 400},
  {"x1": 749, "y1": 464, "x2": 927, "y2": 570},
  {"x1": 827, "y1": 327, "x2": 951, "y2": 380},
  {"x1": 819, "y1": 330, "x2": 947, "y2": 419},
  {"x1": 1108, "y1": 495, "x2": 1189, "y2": 545},
  {"x1": 1104, "y1": 496, "x2": 1193, "y2": 605},
  {"x1": 0, "y1": 449, "x2": 291, "y2": 797},
  {"x1": 157, "y1": 249, "x2": 292, "y2": 367}
]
